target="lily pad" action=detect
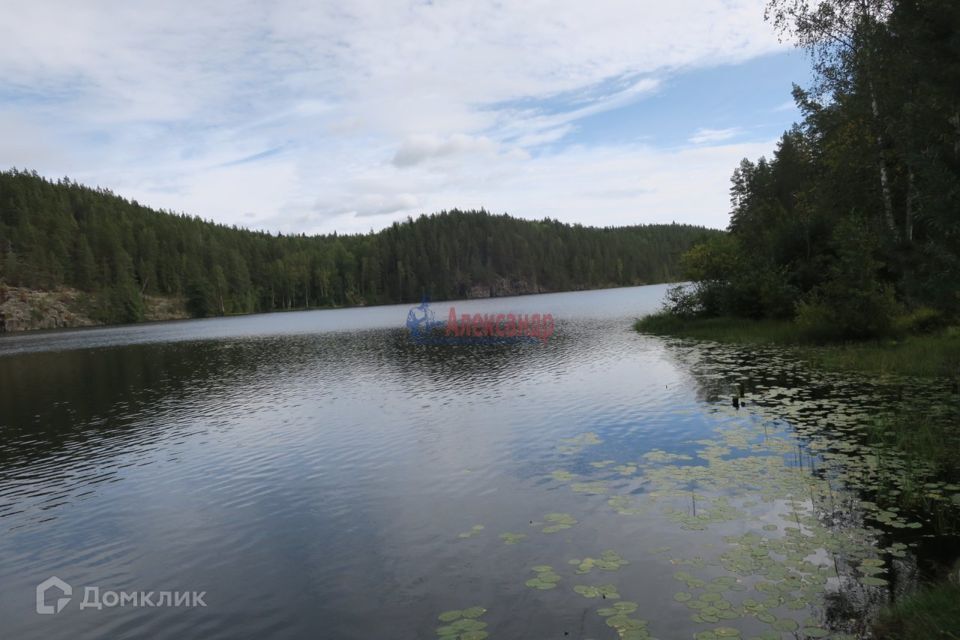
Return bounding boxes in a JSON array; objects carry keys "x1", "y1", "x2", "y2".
[
  {"x1": 773, "y1": 618, "x2": 798, "y2": 632},
  {"x1": 500, "y1": 532, "x2": 526, "y2": 544},
  {"x1": 438, "y1": 610, "x2": 462, "y2": 623}
]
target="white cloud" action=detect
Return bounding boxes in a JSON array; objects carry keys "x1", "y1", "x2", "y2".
[
  {"x1": 238, "y1": 138, "x2": 777, "y2": 236},
  {"x1": 0, "y1": 110, "x2": 72, "y2": 168},
  {"x1": 494, "y1": 77, "x2": 662, "y2": 147},
  {"x1": 350, "y1": 193, "x2": 421, "y2": 217},
  {"x1": 388, "y1": 139, "x2": 776, "y2": 233},
  {"x1": 0, "y1": 0, "x2": 787, "y2": 232},
  {"x1": 392, "y1": 134, "x2": 498, "y2": 168},
  {"x1": 689, "y1": 127, "x2": 742, "y2": 145}
]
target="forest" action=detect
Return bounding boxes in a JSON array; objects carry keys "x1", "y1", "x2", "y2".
[
  {"x1": 0, "y1": 169, "x2": 718, "y2": 323},
  {"x1": 657, "y1": 0, "x2": 960, "y2": 340}
]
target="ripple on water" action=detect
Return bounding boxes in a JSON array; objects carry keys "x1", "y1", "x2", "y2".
[{"x1": 0, "y1": 285, "x2": 956, "y2": 639}]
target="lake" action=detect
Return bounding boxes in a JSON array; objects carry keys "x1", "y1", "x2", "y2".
[{"x1": 1, "y1": 284, "x2": 957, "y2": 640}]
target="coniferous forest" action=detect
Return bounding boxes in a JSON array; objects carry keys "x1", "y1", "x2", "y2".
[
  {"x1": 661, "y1": 0, "x2": 960, "y2": 339},
  {"x1": 0, "y1": 169, "x2": 718, "y2": 324}
]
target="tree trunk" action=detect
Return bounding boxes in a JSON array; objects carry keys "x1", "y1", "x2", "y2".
[
  {"x1": 870, "y1": 86, "x2": 897, "y2": 239},
  {"x1": 951, "y1": 111, "x2": 960, "y2": 156},
  {"x1": 905, "y1": 169, "x2": 916, "y2": 243}
]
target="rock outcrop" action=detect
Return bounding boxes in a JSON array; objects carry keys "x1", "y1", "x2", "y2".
[
  {"x1": 465, "y1": 278, "x2": 547, "y2": 299},
  {"x1": 0, "y1": 287, "x2": 96, "y2": 333},
  {"x1": 0, "y1": 286, "x2": 188, "y2": 333}
]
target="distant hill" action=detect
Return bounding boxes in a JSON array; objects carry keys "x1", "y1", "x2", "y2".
[{"x1": 0, "y1": 169, "x2": 721, "y2": 327}]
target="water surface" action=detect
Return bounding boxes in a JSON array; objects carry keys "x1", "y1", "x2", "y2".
[{"x1": 1, "y1": 285, "x2": 957, "y2": 639}]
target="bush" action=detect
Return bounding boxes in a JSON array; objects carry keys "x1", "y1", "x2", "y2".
[
  {"x1": 894, "y1": 307, "x2": 948, "y2": 336},
  {"x1": 795, "y1": 285, "x2": 899, "y2": 342},
  {"x1": 662, "y1": 283, "x2": 704, "y2": 319},
  {"x1": 681, "y1": 235, "x2": 740, "y2": 282},
  {"x1": 795, "y1": 218, "x2": 900, "y2": 341},
  {"x1": 724, "y1": 267, "x2": 797, "y2": 319},
  {"x1": 675, "y1": 236, "x2": 798, "y2": 320},
  {"x1": 794, "y1": 299, "x2": 837, "y2": 342}
]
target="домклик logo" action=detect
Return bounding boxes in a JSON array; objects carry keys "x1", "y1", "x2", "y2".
[{"x1": 36, "y1": 576, "x2": 72, "y2": 615}]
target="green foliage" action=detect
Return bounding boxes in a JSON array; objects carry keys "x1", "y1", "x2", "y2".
[
  {"x1": 89, "y1": 282, "x2": 144, "y2": 324},
  {"x1": 1, "y1": 250, "x2": 17, "y2": 285},
  {"x1": 675, "y1": 232, "x2": 798, "y2": 320},
  {"x1": 893, "y1": 307, "x2": 948, "y2": 336},
  {"x1": 664, "y1": 0, "x2": 960, "y2": 338},
  {"x1": 73, "y1": 235, "x2": 97, "y2": 291},
  {"x1": 728, "y1": 267, "x2": 797, "y2": 320},
  {"x1": 638, "y1": 312, "x2": 960, "y2": 378},
  {"x1": 660, "y1": 285, "x2": 705, "y2": 320},
  {"x1": 873, "y1": 581, "x2": 960, "y2": 640},
  {"x1": 680, "y1": 234, "x2": 740, "y2": 282},
  {"x1": 801, "y1": 328, "x2": 960, "y2": 378},
  {"x1": 635, "y1": 314, "x2": 802, "y2": 345},
  {"x1": 0, "y1": 170, "x2": 719, "y2": 325},
  {"x1": 792, "y1": 300, "x2": 835, "y2": 342},
  {"x1": 795, "y1": 219, "x2": 900, "y2": 341},
  {"x1": 806, "y1": 289, "x2": 889, "y2": 341},
  {"x1": 185, "y1": 279, "x2": 215, "y2": 318},
  {"x1": 867, "y1": 412, "x2": 960, "y2": 490}
]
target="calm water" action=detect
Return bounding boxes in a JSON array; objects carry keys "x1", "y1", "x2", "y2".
[{"x1": 1, "y1": 285, "x2": 957, "y2": 640}]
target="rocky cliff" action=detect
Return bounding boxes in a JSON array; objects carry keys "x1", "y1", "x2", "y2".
[{"x1": 0, "y1": 286, "x2": 188, "y2": 333}]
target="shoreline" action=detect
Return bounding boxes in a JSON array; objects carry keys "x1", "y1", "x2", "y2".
[
  {"x1": 635, "y1": 311, "x2": 960, "y2": 638},
  {"x1": 0, "y1": 281, "x2": 673, "y2": 336},
  {"x1": 634, "y1": 313, "x2": 960, "y2": 379}
]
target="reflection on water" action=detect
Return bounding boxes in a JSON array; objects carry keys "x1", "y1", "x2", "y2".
[{"x1": 0, "y1": 285, "x2": 957, "y2": 640}]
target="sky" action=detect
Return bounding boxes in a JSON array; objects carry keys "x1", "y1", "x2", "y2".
[{"x1": 0, "y1": 0, "x2": 810, "y2": 235}]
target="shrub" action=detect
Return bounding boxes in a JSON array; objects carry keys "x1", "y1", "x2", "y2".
[
  {"x1": 795, "y1": 284, "x2": 899, "y2": 342},
  {"x1": 676, "y1": 236, "x2": 799, "y2": 320},
  {"x1": 894, "y1": 307, "x2": 948, "y2": 336},
  {"x1": 795, "y1": 218, "x2": 900, "y2": 341},
  {"x1": 681, "y1": 235, "x2": 740, "y2": 282},
  {"x1": 662, "y1": 283, "x2": 705, "y2": 319},
  {"x1": 723, "y1": 266, "x2": 798, "y2": 319},
  {"x1": 794, "y1": 299, "x2": 837, "y2": 342}
]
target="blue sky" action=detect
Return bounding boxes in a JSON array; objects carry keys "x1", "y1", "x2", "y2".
[
  {"x1": 0, "y1": 1, "x2": 811, "y2": 234},
  {"x1": 561, "y1": 53, "x2": 811, "y2": 149}
]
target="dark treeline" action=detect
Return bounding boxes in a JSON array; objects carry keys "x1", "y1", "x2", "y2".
[
  {"x1": 0, "y1": 169, "x2": 718, "y2": 322},
  {"x1": 670, "y1": 0, "x2": 960, "y2": 339}
]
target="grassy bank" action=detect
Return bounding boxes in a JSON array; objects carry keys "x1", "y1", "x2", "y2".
[
  {"x1": 635, "y1": 313, "x2": 802, "y2": 345},
  {"x1": 635, "y1": 312, "x2": 960, "y2": 378},
  {"x1": 803, "y1": 332, "x2": 960, "y2": 378},
  {"x1": 637, "y1": 311, "x2": 960, "y2": 474},
  {"x1": 873, "y1": 581, "x2": 960, "y2": 640},
  {"x1": 637, "y1": 311, "x2": 960, "y2": 475}
]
